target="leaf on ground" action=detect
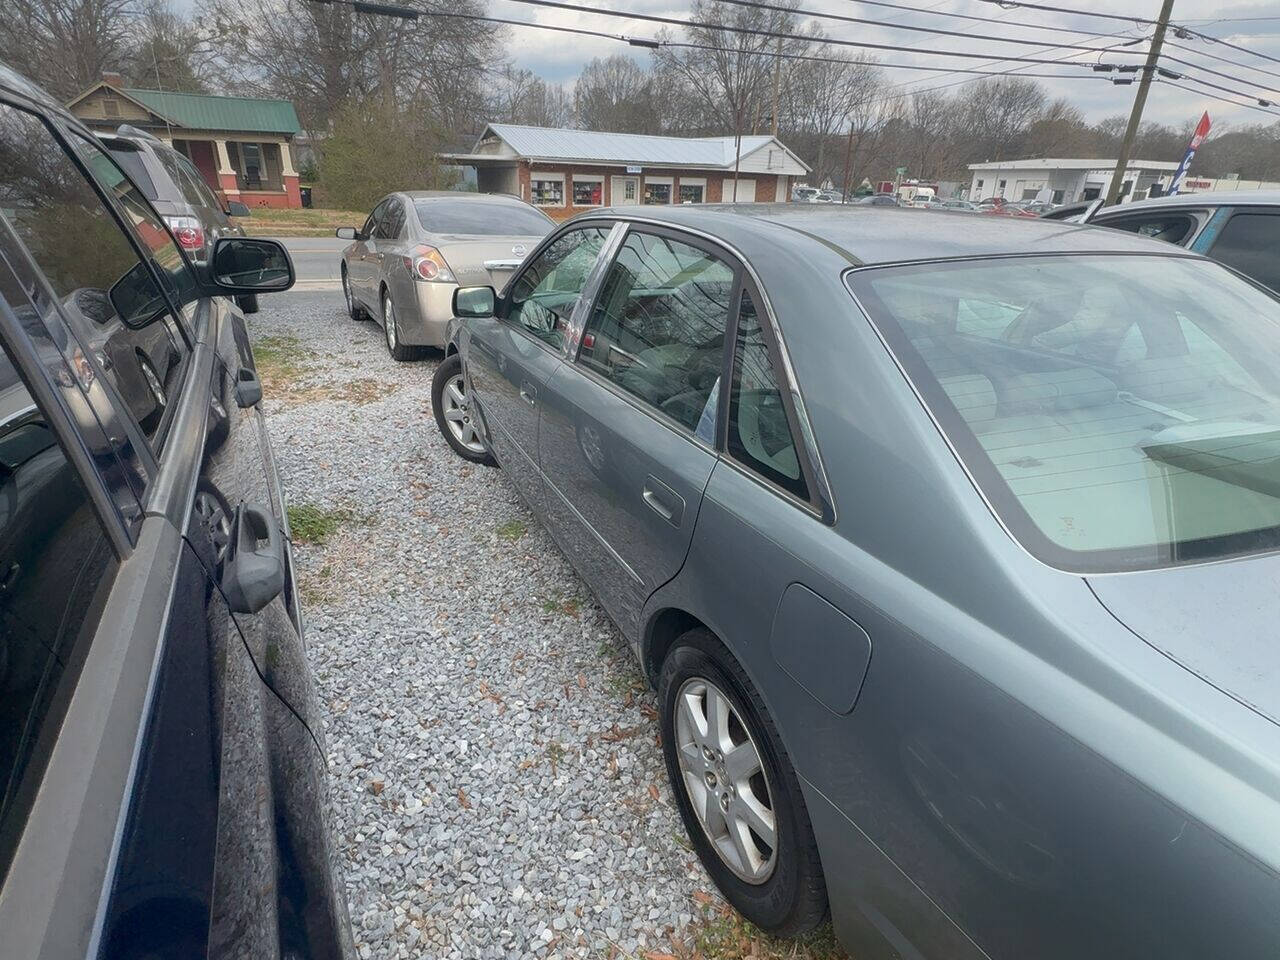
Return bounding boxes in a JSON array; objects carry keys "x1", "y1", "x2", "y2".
[
  {"x1": 648, "y1": 783, "x2": 660, "y2": 801},
  {"x1": 368, "y1": 779, "x2": 385, "y2": 796},
  {"x1": 577, "y1": 673, "x2": 587, "y2": 689},
  {"x1": 457, "y1": 787, "x2": 471, "y2": 809}
]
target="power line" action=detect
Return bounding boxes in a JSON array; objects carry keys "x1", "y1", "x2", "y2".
[
  {"x1": 1179, "y1": 28, "x2": 1280, "y2": 69},
  {"x1": 1164, "y1": 37, "x2": 1280, "y2": 83},
  {"x1": 496, "y1": 0, "x2": 1140, "y2": 67},
  {"x1": 836, "y1": 0, "x2": 1121, "y2": 40},
  {"x1": 1160, "y1": 78, "x2": 1280, "y2": 118}
]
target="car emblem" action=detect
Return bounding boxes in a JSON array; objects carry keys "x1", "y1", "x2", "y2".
[{"x1": 512, "y1": 244, "x2": 527, "y2": 256}]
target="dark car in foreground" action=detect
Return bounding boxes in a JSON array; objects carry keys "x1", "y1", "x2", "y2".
[
  {"x1": 0, "y1": 65, "x2": 352, "y2": 959},
  {"x1": 436, "y1": 203, "x2": 1280, "y2": 958},
  {"x1": 98, "y1": 124, "x2": 260, "y2": 313}
]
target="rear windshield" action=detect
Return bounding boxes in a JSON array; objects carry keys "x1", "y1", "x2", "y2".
[
  {"x1": 848, "y1": 254, "x2": 1280, "y2": 572},
  {"x1": 102, "y1": 142, "x2": 158, "y2": 200},
  {"x1": 413, "y1": 199, "x2": 552, "y2": 236}
]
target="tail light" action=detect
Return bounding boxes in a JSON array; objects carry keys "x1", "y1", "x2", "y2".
[
  {"x1": 404, "y1": 245, "x2": 455, "y2": 282},
  {"x1": 164, "y1": 215, "x2": 205, "y2": 253}
]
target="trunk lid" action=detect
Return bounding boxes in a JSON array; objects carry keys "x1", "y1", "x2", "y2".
[
  {"x1": 435, "y1": 235, "x2": 545, "y2": 289},
  {"x1": 1087, "y1": 553, "x2": 1280, "y2": 727}
]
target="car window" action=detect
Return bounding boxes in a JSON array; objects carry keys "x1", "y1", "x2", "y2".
[
  {"x1": 1208, "y1": 212, "x2": 1280, "y2": 292},
  {"x1": 157, "y1": 146, "x2": 218, "y2": 210},
  {"x1": 0, "y1": 104, "x2": 189, "y2": 445},
  {"x1": 506, "y1": 226, "x2": 609, "y2": 349},
  {"x1": 849, "y1": 254, "x2": 1280, "y2": 572},
  {"x1": 376, "y1": 199, "x2": 405, "y2": 240},
  {"x1": 727, "y1": 289, "x2": 808, "y2": 498},
  {"x1": 0, "y1": 310, "x2": 117, "y2": 875},
  {"x1": 413, "y1": 199, "x2": 552, "y2": 236},
  {"x1": 578, "y1": 230, "x2": 734, "y2": 433},
  {"x1": 102, "y1": 142, "x2": 159, "y2": 201},
  {"x1": 174, "y1": 153, "x2": 222, "y2": 211},
  {"x1": 363, "y1": 200, "x2": 386, "y2": 239},
  {"x1": 1099, "y1": 213, "x2": 1197, "y2": 247}
]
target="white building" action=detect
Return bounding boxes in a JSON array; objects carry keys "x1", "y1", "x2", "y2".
[{"x1": 967, "y1": 158, "x2": 1181, "y2": 205}]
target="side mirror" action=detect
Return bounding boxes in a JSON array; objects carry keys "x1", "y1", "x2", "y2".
[
  {"x1": 335, "y1": 227, "x2": 361, "y2": 240},
  {"x1": 226, "y1": 200, "x2": 251, "y2": 218},
  {"x1": 212, "y1": 237, "x2": 294, "y2": 293},
  {"x1": 109, "y1": 261, "x2": 169, "y2": 329},
  {"x1": 453, "y1": 285, "x2": 496, "y2": 319}
]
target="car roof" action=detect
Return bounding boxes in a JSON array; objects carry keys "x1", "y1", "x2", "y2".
[
  {"x1": 1099, "y1": 189, "x2": 1280, "y2": 213},
  {"x1": 584, "y1": 203, "x2": 1184, "y2": 266}
]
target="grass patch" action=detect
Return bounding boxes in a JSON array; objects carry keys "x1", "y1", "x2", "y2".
[
  {"x1": 690, "y1": 899, "x2": 848, "y2": 959},
  {"x1": 539, "y1": 593, "x2": 580, "y2": 617},
  {"x1": 232, "y1": 206, "x2": 366, "y2": 237},
  {"x1": 288, "y1": 503, "x2": 355, "y2": 545},
  {"x1": 252, "y1": 335, "x2": 314, "y2": 392},
  {"x1": 496, "y1": 518, "x2": 528, "y2": 541}
]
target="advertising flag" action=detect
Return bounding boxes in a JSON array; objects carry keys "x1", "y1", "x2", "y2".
[{"x1": 1168, "y1": 112, "x2": 1211, "y2": 196}]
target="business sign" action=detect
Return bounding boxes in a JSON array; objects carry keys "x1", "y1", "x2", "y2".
[
  {"x1": 1168, "y1": 112, "x2": 1211, "y2": 197},
  {"x1": 625, "y1": 165, "x2": 642, "y2": 174}
]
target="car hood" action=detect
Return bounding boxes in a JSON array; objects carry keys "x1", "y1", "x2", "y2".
[
  {"x1": 434, "y1": 235, "x2": 546, "y2": 287},
  {"x1": 1087, "y1": 553, "x2": 1280, "y2": 727}
]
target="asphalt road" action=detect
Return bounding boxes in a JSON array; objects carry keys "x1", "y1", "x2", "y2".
[{"x1": 272, "y1": 236, "x2": 348, "y2": 289}]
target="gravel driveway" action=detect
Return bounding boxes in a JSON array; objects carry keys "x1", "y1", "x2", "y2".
[{"x1": 255, "y1": 292, "x2": 709, "y2": 959}]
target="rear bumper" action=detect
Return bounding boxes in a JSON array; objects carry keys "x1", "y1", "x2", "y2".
[{"x1": 400, "y1": 281, "x2": 457, "y2": 348}]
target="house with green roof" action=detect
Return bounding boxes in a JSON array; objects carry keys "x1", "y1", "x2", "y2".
[{"x1": 67, "y1": 73, "x2": 305, "y2": 208}]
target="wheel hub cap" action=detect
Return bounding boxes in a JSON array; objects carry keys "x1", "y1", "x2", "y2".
[
  {"x1": 441, "y1": 372, "x2": 486, "y2": 455},
  {"x1": 674, "y1": 677, "x2": 778, "y2": 884}
]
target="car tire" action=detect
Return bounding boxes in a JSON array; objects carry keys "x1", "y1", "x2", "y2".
[
  {"x1": 342, "y1": 268, "x2": 364, "y2": 321},
  {"x1": 235, "y1": 293, "x2": 260, "y2": 314},
  {"x1": 432, "y1": 353, "x2": 495, "y2": 465},
  {"x1": 659, "y1": 628, "x2": 828, "y2": 937},
  {"x1": 382, "y1": 288, "x2": 420, "y2": 362}
]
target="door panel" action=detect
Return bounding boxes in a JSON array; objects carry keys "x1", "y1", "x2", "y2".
[
  {"x1": 464, "y1": 225, "x2": 612, "y2": 516},
  {"x1": 538, "y1": 228, "x2": 730, "y2": 638}
]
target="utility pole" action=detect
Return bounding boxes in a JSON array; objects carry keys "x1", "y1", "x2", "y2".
[
  {"x1": 770, "y1": 35, "x2": 783, "y2": 138},
  {"x1": 1104, "y1": 0, "x2": 1175, "y2": 206}
]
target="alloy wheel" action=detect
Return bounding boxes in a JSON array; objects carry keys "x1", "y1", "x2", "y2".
[
  {"x1": 674, "y1": 676, "x2": 778, "y2": 884},
  {"x1": 343, "y1": 271, "x2": 354, "y2": 314},
  {"x1": 383, "y1": 294, "x2": 398, "y2": 351},
  {"x1": 441, "y1": 372, "x2": 487, "y2": 455}
]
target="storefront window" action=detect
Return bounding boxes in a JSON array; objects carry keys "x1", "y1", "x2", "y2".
[
  {"x1": 679, "y1": 183, "x2": 704, "y2": 204},
  {"x1": 531, "y1": 177, "x2": 564, "y2": 206},
  {"x1": 644, "y1": 181, "x2": 672, "y2": 204},
  {"x1": 573, "y1": 178, "x2": 603, "y2": 206}
]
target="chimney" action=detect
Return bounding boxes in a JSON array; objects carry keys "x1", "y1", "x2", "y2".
[{"x1": 102, "y1": 71, "x2": 124, "y2": 88}]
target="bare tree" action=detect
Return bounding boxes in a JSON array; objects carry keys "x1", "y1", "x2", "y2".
[
  {"x1": 784, "y1": 50, "x2": 880, "y2": 185},
  {"x1": 0, "y1": 0, "x2": 136, "y2": 99},
  {"x1": 125, "y1": 0, "x2": 216, "y2": 92},
  {"x1": 573, "y1": 55, "x2": 659, "y2": 133},
  {"x1": 954, "y1": 76, "x2": 1046, "y2": 164}
]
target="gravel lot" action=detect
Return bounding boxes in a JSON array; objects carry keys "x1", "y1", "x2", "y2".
[{"x1": 255, "y1": 292, "x2": 710, "y2": 959}]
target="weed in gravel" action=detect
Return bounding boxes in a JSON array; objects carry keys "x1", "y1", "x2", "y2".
[
  {"x1": 496, "y1": 518, "x2": 528, "y2": 541},
  {"x1": 288, "y1": 503, "x2": 355, "y2": 545},
  {"x1": 684, "y1": 896, "x2": 849, "y2": 960},
  {"x1": 253, "y1": 334, "x2": 314, "y2": 391},
  {"x1": 540, "y1": 592, "x2": 580, "y2": 616}
]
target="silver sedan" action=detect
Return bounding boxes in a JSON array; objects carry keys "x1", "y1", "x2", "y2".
[{"x1": 337, "y1": 191, "x2": 552, "y2": 360}]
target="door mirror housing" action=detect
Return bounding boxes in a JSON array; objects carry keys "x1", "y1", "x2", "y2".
[
  {"x1": 335, "y1": 226, "x2": 363, "y2": 241},
  {"x1": 454, "y1": 286, "x2": 496, "y2": 319},
  {"x1": 225, "y1": 200, "x2": 251, "y2": 218},
  {"x1": 211, "y1": 237, "x2": 294, "y2": 294}
]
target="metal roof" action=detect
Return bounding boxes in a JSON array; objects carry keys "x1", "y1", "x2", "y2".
[
  {"x1": 968, "y1": 158, "x2": 1180, "y2": 171},
  {"x1": 477, "y1": 123, "x2": 809, "y2": 173},
  {"x1": 122, "y1": 88, "x2": 301, "y2": 135}
]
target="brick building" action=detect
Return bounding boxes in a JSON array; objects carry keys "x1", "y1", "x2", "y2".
[
  {"x1": 442, "y1": 123, "x2": 809, "y2": 219},
  {"x1": 68, "y1": 74, "x2": 304, "y2": 209}
]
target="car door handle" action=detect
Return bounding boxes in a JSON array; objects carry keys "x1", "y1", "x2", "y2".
[
  {"x1": 221, "y1": 502, "x2": 285, "y2": 614},
  {"x1": 520, "y1": 381, "x2": 538, "y2": 406},
  {"x1": 234, "y1": 366, "x2": 262, "y2": 408},
  {"x1": 643, "y1": 475, "x2": 685, "y2": 527}
]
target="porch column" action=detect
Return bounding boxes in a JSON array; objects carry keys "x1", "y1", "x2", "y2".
[
  {"x1": 214, "y1": 138, "x2": 240, "y2": 199},
  {"x1": 280, "y1": 140, "x2": 302, "y2": 208}
]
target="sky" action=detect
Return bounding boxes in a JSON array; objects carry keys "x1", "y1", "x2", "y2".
[{"x1": 487, "y1": 0, "x2": 1280, "y2": 131}]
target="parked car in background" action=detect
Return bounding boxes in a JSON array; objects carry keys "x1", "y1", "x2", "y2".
[
  {"x1": 792, "y1": 185, "x2": 820, "y2": 203},
  {"x1": 814, "y1": 190, "x2": 844, "y2": 203},
  {"x1": 858, "y1": 193, "x2": 899, "y2": 206},
  {"x1": 0, "y1": 63, "x2": 353, "y2": 960},
  {"x1": 983, "y1": 199, "x2": 1039, "y2": 218},
  {"x1": 941, "y1": 198, "x2": 980, "y2": 212},
  {"x1": 1087, "y1": 190, "x2": 1280, "y2": 292},
  {"x1": 434, "y1": 204, "x2": 1280, "y2": 960},
  {"x1": 98, "y1": 124, "x2": 259, "y2": 313},
  {"x1": 337, "y1": 191, "x2": 552, "y2": 361},
  {"x1": 1018, "y1": 199, "x2": 1058, "y2": 216}
]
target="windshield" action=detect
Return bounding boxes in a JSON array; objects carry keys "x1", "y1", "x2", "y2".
[
  {"x1": 849, "y1": 254, "x2": 1280, "y2": 572},
  {"x1": 413, "y1": 199, "x2": 552, "y2": 236}
]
